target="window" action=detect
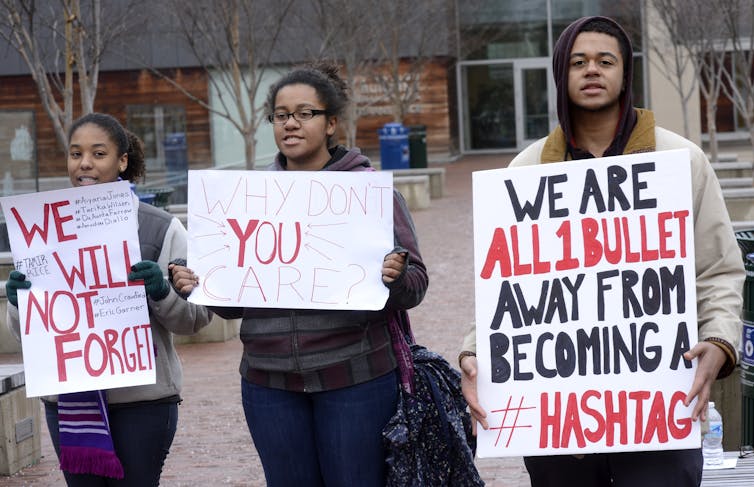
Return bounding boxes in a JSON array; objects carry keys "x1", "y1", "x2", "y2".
[
  {"x1": 0, "y1": 110, "x2": 36, "y2": 197},
  {"x1": 459, "y1": 0, "x2": 549, "y2": 60},
  {"x1": 127, "y1": 105, "x2": 187, "y2": 173},
  {"x1": 126, "y1": 105, "x2": 188, "y2": 204}
]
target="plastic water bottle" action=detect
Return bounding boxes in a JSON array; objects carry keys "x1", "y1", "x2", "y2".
[{"x1": 702, "y1": 401, "x2": 724, "y2": 465}]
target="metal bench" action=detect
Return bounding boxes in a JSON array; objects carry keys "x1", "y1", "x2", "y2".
[
  {"x1": 723, "y1": 187, "x2": 754, "y2": 222},
  {"x1": 719, "y1": 177, "x2": 753, "y2": 188},
  {"x1": 701, "y1": 452, "x2": 754, "y2": 486},
  {"x1": 712, "y1": 161, "x2": 753, "y2": 179}
]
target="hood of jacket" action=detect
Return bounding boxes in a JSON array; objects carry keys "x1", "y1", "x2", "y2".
[{"x1": 271, "y1": 145, "x2": 374, "y2": 172}]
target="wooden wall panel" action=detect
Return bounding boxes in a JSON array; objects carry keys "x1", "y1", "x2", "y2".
[
  {"x1": 0, "y1": 68, "x2": 211, "y2": 180},
  {"x1": 354, "y1": 59, "x2": 452, "y2": 156},
  {"x1": 0, "y1": 60, "x2": 454, "y2": 185}
]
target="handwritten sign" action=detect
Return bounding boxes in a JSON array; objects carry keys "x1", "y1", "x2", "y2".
[
  {"x1": 0, "y1": 181, "x2": 155, "y2": 397},
  {"x1": 186, "y1": 170, "x2": 393, "y2": 309},
  {"x1": 472, "y1": 149, "x2": 699, "y2": 457}
]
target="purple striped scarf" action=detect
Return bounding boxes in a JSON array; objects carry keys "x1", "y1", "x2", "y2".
[{"x1": 58, "y1": 391, "x2": 124, "y2": 479}]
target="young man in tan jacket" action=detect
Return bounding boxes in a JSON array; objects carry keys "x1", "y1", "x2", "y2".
[{"x1": 459, "y1": 16, "x2": 744, "y2": 487}]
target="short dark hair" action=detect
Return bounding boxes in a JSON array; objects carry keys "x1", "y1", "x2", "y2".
[
  {"x1": 579, "y1": 18, "x2": 632, "y2": 70},
  {"x1": 68, "y1": 113, "x2": 146, "y2": 182}
]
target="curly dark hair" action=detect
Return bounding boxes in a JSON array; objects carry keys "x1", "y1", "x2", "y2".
[
  {"x1": 68, "y1": 113, "x2": 146, "y2": 182},
  {"x1": 265, "y1": 60, "x2": 349, "y2": 147}
]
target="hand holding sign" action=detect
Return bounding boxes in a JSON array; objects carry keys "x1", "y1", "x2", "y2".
[
  {"x1": 5, "y1": 270, "x2": 31, "y2": 307},
  {"x1": 128, "y1": 261, "x2": 170, "y2": 301},
  {"x1": 382, "y1": 251, "x2": 407, "y2": 284},
  {"x1": 682, "y1": 342, "x2": 728, "y2": 421},
  {"x1": 169, "y1": 262, "x2": 200, "y2": 296}
]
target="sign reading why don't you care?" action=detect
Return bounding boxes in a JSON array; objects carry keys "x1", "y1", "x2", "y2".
[{"x1": 186, "y1": 170, "x2": 394, "y2": 310}]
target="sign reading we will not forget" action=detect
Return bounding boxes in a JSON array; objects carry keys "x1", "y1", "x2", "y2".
[
  {"x1": 0, "y1": 181, "x2": 155, "y2": 397},
  {"x1": 473, "y1": 149, "x2": 699, "y2": 457},
  {"x1": 187, "y1": 170, "x2": 393, "y2": 310}
]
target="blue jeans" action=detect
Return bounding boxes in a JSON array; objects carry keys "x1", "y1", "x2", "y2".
[
  {"x1": 241, "y1": 371, "x2": 399, "y2": 487},
  {"x1": 45, "y1": 400, "x2": 178, "y2": 487}
]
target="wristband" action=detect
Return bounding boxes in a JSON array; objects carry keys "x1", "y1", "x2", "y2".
[
  {"x1": 458, "y1": 350, "x2": 476, "y2": 369},
  {"x1": 704, "y1": 337, "x2": 736, "y2": 379}
]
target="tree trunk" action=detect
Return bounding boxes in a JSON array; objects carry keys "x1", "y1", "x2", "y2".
[
  {"x1": 345, "y1": 100, "x2": 358, "y2": 148},
  {"x1": 706, "y1": 103, "x2": 719, "y2": 164},
  {"x1": 244, "y1": 130, "x2": 256, "y2": 170}
]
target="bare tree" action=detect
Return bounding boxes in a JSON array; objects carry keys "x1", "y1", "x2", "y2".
[
  {"x1": 0, "y1": 0, "x2": 133, "y2": 151},
  {"x1": 645, "y1": 0, "x2": 698, "y2": 139},
  {"x1": 367, "y1": 0, "x2": 449, "y2": 124},
  {"x1": 719, "y1": 0, "x2": 754, "y2": 156},
  {"x1": 143, "y1": 0, "x2": 294, "y2": 170},
  {"x1": 686, "y1": 0, "x2": 729, "y2": 162},
  {"x1": 309, "y1": 0, "x2": 382, "y2": 147},
  {"x1": 452, "y1": 0, "x2": 517, "y2": 60},
  {"x1": 312, "y1": 0, "x2": 449, "y2": 132},
  {"x1": 646, "y1": 0, "x2": 728, "y2": 160}
]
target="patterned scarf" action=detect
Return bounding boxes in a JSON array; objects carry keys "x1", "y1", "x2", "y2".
[
  {"x1": 388, "y1": 309, "x2": 416, "y2": 394},
  {"x1": 58, "y1": 390, "x2": 124, "y2": 479}
]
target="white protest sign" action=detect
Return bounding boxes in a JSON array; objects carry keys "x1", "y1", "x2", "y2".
[
  {"x1": 473, "y1": 149, "x2": 698, "y2": 457},
  {"x1": 0, "y1": 181, "x2": 155, "y2": 397},
  {"x1": 186, "y1": 170, "x2": 393, "y2": 310}
]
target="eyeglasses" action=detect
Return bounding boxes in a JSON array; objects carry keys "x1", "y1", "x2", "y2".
[{"x1": 267, "y1": 109, "x2": 328, "y2": 124}]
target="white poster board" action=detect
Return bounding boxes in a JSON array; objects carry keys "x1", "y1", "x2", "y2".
[
  {"x1": 472, "y1": 149, "x2": 699, "y2": 457},
  {"x1": 187, "y1": 170, "x2": 393, "y2": 310},
  {"x1": 0, "y1": 181, "x2": 155, "y2": 397}
]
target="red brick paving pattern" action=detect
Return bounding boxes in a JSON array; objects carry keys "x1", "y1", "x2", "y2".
[{"x1": 0, "y1": 154, "x2": 531, "y2": 486}]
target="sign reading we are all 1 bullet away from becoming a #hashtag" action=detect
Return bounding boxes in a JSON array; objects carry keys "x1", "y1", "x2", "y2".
[
  {"x1": 186, "y1": 170, "x2": 394, "y2": 310},
  {"x1": 0, "y1": 181, "x2": 155, "y2": 397},
  {"x1": 473, "y1": 149, "x2": 699, "y2": 457}
]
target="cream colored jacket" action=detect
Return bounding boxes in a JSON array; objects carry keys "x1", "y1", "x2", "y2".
[{"x1": 462, "y1": 124, "x2": 744, "y2": 367}]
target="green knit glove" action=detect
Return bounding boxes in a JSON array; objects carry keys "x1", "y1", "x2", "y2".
[
  {"x1": 128, "y1": 260, "x2": 170, "y2": 301},
  {"x1": 5, "y1": 270, "x2": 31, "y2": 307}
]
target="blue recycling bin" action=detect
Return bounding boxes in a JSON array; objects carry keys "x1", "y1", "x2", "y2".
[
  {"x1": 164, "y1": 132, "x2": 187, "y2": 173},
  {"x1": 163, "y1": 132, "x2": 187, "y2": 204},
  {"x1": 378, "y1": 123, "x2": 409, "y2": 170}
]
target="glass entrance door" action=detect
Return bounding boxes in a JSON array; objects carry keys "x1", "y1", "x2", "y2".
[
  {"x1": 515, "y1": 59, "x2": 553, "y2": 148},
  {"x1": 459, "y1": 58, "x2": 553, "y2": 152},
  {"x1": 460, "y1": 63, "x2": 516, "y2": 151}
]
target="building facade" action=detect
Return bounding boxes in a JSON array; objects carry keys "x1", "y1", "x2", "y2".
[
  {"x1": 0, "y1": 0, "x2": 722, "y2": 213},
  {"x1": 456, "y1": 0, "x2": 650, "y2": 153}
]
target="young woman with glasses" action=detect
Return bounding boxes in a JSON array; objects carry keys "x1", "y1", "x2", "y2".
[{"x1": 197, "y1": 61, "x2": 429, "y2": 486}]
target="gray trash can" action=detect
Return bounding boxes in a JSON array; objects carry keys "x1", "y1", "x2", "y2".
[
  {"x1": 736, "y1": 230, "x2": 754, "y2": 448},
  {"x1": 408, "y1": 125, "x2": 427, "y2": 168}
]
